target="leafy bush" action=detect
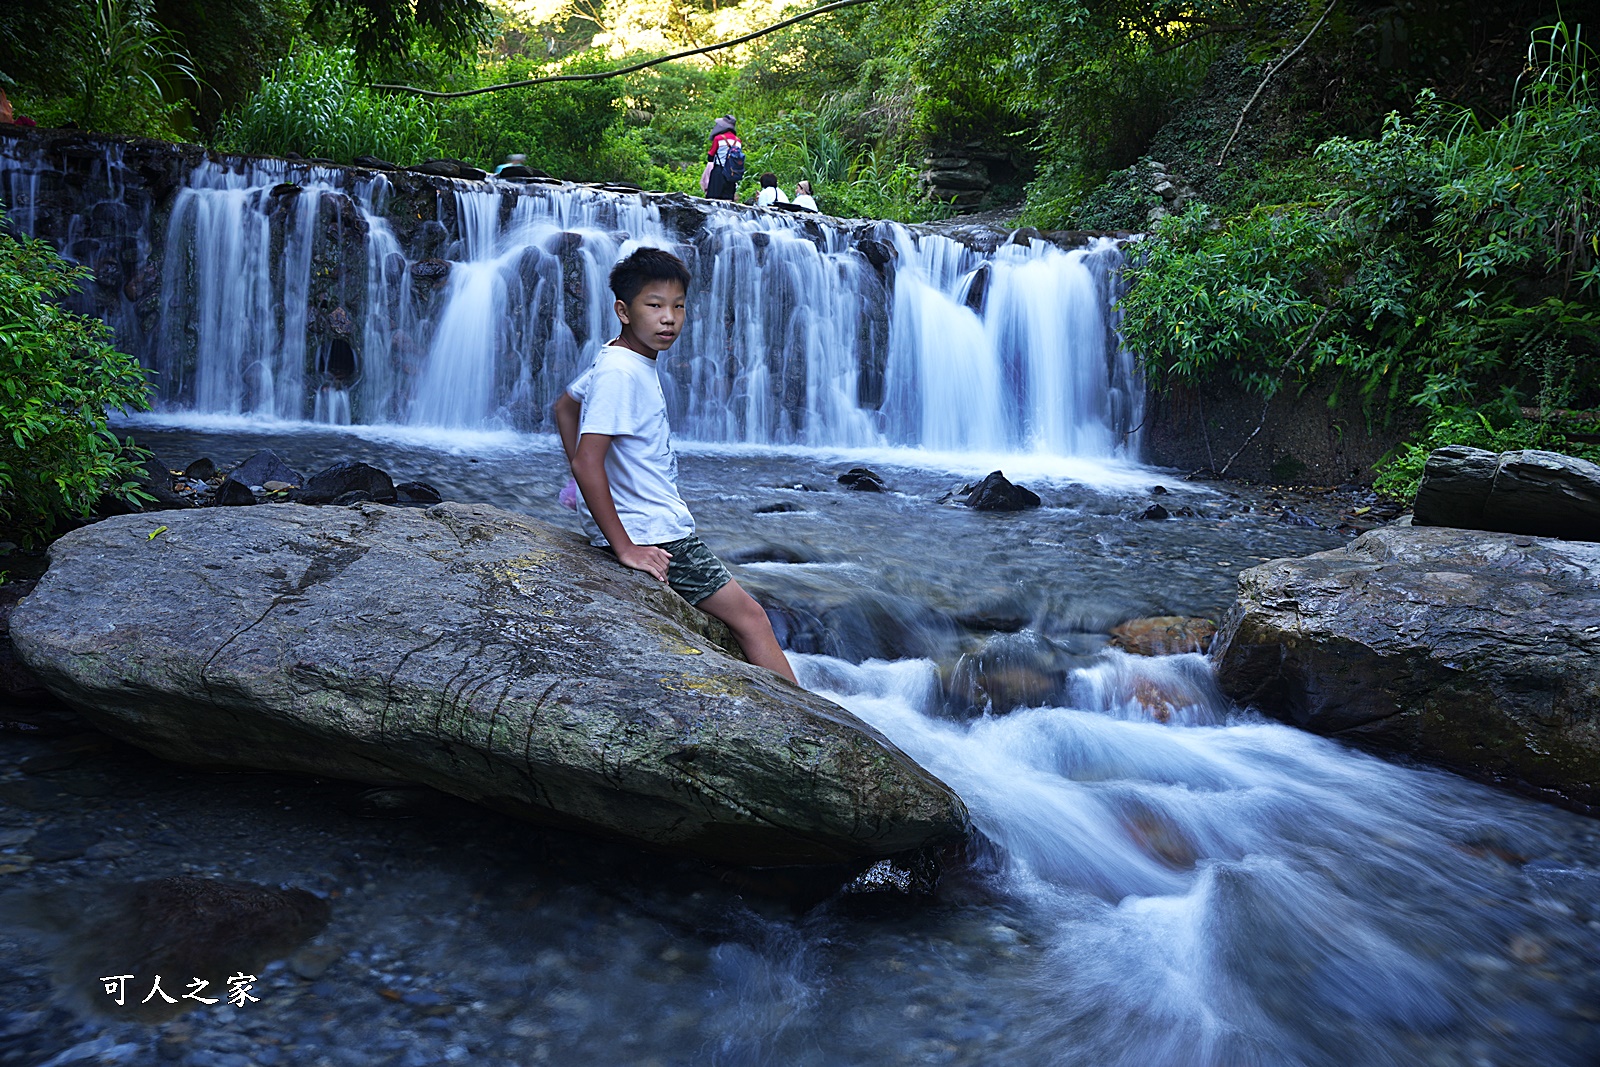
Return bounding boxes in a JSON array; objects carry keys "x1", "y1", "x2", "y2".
[
  {"x1": 438, "y1": 51, "x2": 641, "y2": 179},
  {"x1": 217, "y1": 46, "x2": 440, "y2": 164},
  {"x1": 1373, "y1": 405, "x2": 1600, "y2": 501},
  {"x1": 1121, "y1": 22, "x2": 1599, "y2": 425},
  {"x1": 0, "y1": 222, "x2": 152, "y2": 547}
]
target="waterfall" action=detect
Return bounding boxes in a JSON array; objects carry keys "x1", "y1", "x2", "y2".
[{"x1": 0, "y1": 133, "x2": 1141, "y2": 458}]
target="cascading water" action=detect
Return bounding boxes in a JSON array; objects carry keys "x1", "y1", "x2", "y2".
[{"x1": 0, "y1": 137, "x2": 1140, "y2": 458}]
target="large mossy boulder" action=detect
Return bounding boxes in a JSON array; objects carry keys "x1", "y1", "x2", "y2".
[
  {"x1": 1212, "y1": 525, "x2": 1600, "y2": 805},
  {"x1": 10, "y1": 503, "x2": 968, "y2": 865}
]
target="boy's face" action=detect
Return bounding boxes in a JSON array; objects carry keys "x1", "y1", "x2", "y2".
[{"x1": 615, "y1": 280, "x2": 688, "y2": 353}]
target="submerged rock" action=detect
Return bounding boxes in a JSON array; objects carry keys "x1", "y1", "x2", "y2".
[
  {"x1": 1413, "y1": 446, "x2": 1600, "y2": 541},
  {"x1": 1212, "y1": 525, "x2": 1600, "y2": 806},
  {"x1": 1, "y1": 876, "x2": 329, "y2": 1021},
  {"x1": 11, "y1": 503, "x2": 968, "y2": 865},
  {"x1": 1109, "y1": 616, "x2": 1217, "y2": 656}
]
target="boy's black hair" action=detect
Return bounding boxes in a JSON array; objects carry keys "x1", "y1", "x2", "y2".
[
  {"x1": 759, "y1": 172, "x2": 778, "y2": 187},
  {"x1": 609, "y1": 247, "x2": 691, "y2": 304}
]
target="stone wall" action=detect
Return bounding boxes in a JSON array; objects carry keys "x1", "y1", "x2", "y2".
[{"x1": 1141, "y1": 378, "x2": 1421, "y2": 485}]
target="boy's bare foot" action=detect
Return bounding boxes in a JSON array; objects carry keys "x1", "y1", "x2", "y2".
[{"x1": 697, "y1": 580, "x2": 797, "y2": 684}]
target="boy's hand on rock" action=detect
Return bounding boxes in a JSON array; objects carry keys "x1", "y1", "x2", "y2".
[{"x1": 616, "y1": 543, "x2": 672, "y2": 583}]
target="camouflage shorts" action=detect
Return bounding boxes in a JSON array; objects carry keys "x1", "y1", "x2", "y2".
[{"x1": 652, "y1": 535, "x2": 733, "y2": 605}]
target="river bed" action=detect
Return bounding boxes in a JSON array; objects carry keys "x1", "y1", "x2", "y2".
[{"x1": 2, "y1": 426, "x2": 1598, "y2": 1067}]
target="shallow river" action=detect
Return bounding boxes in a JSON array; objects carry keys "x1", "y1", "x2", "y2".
[{"x1": 2, "y1": 424, "x2": 1598, "y2": 1067}]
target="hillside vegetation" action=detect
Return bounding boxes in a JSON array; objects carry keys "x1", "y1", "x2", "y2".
[{"x1": 0, "y1": 0, "x2": 1595, "y2": 495}]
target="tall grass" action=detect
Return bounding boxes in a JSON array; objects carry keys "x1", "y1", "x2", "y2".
[{"x1": 217, "y1": 47, "x2": 438, "y2": 164}]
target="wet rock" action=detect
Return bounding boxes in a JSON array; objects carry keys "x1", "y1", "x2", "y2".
[
  {"x1": 724, "y1": 544, "x2": 819, "y2": 565},
  {"x1": 411, "y1": 258, "x2": 451, "y2": 283},
  {"x1": 333, "y1": 491, "x2": 372, "y2": 506},
  {"x1": 353, "y1": 155, "x2": 399, "y2": 171},
  {"x1": 1139, "y1": 503, "x2": 1170, "y2": 521},
  {"x1": 1108, "y1": 616, "x2": 1217, "y2": 656},
  {"x1": 395, "y1": 481, "x2": 443, "y2": 505},
  {"x1": 1213, "y1": 524, "x2": 1600, "y2": 806},
  {"x1": 1413, "y1": 446, "x2": 1600, "y2": 542},
  {"x1": 409, "y1": 159, "x2": 488, "y2": 181},
  {"x1": 184, "y1": 458, "x2": 216, "y2": 481},
  {"x1": 754, "y1": 502, "x2": 804, "y2": 514},
  {"x1": 964, "y1": 471, "x2": 1040, "y2": 511},
  {"x1": 98, "y1": 454, "x2": 191, "y2": 514},
  {"x1": 0, "y1": 876, "x2": 329, "y2": 1021},
  {"x1": 950, "y1": 630, "x2": 1081, "y2": 715},
  {"x1": 495, "y1": 164, "x2": 549, "y2": 179},
  {"x1": 298, "y1": 461, "x2": 396, "y2": 505},
  {"x1": 226, "y1": 450, "x2": 303, "y2": 492},
  {"x1": 1278, "y1": 506, "x2": 1321, "y2": 528},
  {"x1": 838, "y1": 467, "x2": 889, "y2": 493},
  {"x1": 214, "y1": 480, "x2": 256, "y2": 507},
  {"x1": 12, "y1": 503, "x2": 968, "y2": 865}
]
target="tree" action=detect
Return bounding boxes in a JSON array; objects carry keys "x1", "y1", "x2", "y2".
[{"x1": 0, "y1": 218, "x2": 153, "y2": 547}]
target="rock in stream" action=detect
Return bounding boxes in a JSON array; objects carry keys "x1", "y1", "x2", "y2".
[
  {"x1": 10, "y1": 502, "x2": 968, "y2": 865},
  {"x1": 1212, "y1": 524, "x2": 1600, "y2": 805}
]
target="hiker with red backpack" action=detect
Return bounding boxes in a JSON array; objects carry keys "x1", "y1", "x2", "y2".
[{"x1": 700, "y1": 115, "x2": 745, "y2": 201}]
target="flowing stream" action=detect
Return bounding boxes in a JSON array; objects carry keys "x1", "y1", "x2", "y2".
[
  {"x1": 0, "y1": 137, "x2": 1597, "y2": 1065},
  {"x1": 3, "y1": 423, "x2": 1586, "y2": 1067}
]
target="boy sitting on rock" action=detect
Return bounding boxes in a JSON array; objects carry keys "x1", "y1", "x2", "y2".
[{"x1": 553, "y1": 247, "x2": 797, "y2": 684}]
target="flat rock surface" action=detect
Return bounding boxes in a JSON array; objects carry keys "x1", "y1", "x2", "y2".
[
  {"x1": 10, "y1": 502, "x2": 967, "y2": 865},
  {"x1": 1213, "y1": 524, "x2": 1600, "y2": 805}
]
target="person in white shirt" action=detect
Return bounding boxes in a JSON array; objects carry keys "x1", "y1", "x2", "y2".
[
  {"x1": 753, "y1": 172, "x2": 789, "y2": 207},
  {"x1": 792, "y1": 180, "x2": 819, "y2": 211},
  {"x1": 552, "y1": 248, "x2": 797, "y2": 683}
]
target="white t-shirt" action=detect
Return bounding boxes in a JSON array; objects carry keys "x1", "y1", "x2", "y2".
[
  {"x1": 792, "y1": 193, "x2": 819, "y2": 210},
  {"x1": 566, "y1": 345, "x2": 695, "y2": 547},
  {"x1": 755, "y1": 186, "x2": 789, "y2": 206}
]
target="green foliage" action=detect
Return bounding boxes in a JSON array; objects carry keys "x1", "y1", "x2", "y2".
[
  {"x1": 438, "y1": 51, "x2": 642, "y2": 179},
  {"x1": 218, "y1": 46, "x2": 440, "y2": 164},
  {"x1": 1373, "y1": 404, "x2": 1600, "y2": 500},
  {"x1": 1122, "y1": 21, "x2": 1600, "y2": 433},
  {"x1": 153, "y1": 0, "x2": 304, "y2": 131},
  {"x1": 307, "y1": 0, "x2": 491, "y2": 72},
  {"x1": 0, "y1": 219, "x2": 152, "y2": 547},
  {"x1": 71, "y1": 0, "x2": 200, "y2": 137}
]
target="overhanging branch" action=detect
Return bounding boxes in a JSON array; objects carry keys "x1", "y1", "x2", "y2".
[{"x1": 371, "y1": 0, "x2": 878, "y2": 99}]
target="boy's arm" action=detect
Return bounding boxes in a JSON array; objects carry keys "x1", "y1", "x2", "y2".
[
  {"x1": 570, "y1": 432, "x2": 672, "y2": 583},
  {"x1": 553, "y1": 391, "x2": 581, "y2": 463}
]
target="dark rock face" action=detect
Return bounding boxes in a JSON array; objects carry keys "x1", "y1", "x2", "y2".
[
  {"x1": 11, "y1": 503, "x2": 968, "y2": 865},
  {"x1": 226, "y1": 449, "x2": 304, "y2": 491},
  {"x1": 183, "y1": 458, "x2": 216, "y2": 481},
  {"x1": 1138, "y1": 503, "x2": 1170, "y2": 521},
  {"x1": 1212, "y1": 525, "x2": 1600, "y2": 806},
  {"x1": 1413, "y1": 446, "x2": 1600, "y2": 542},
  {"x1": 298, "y1": 461, "x2": 396, "y2": 505},
  {"x1": 964, "y1": 471, "x2": 1041, "y2": 512}
]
